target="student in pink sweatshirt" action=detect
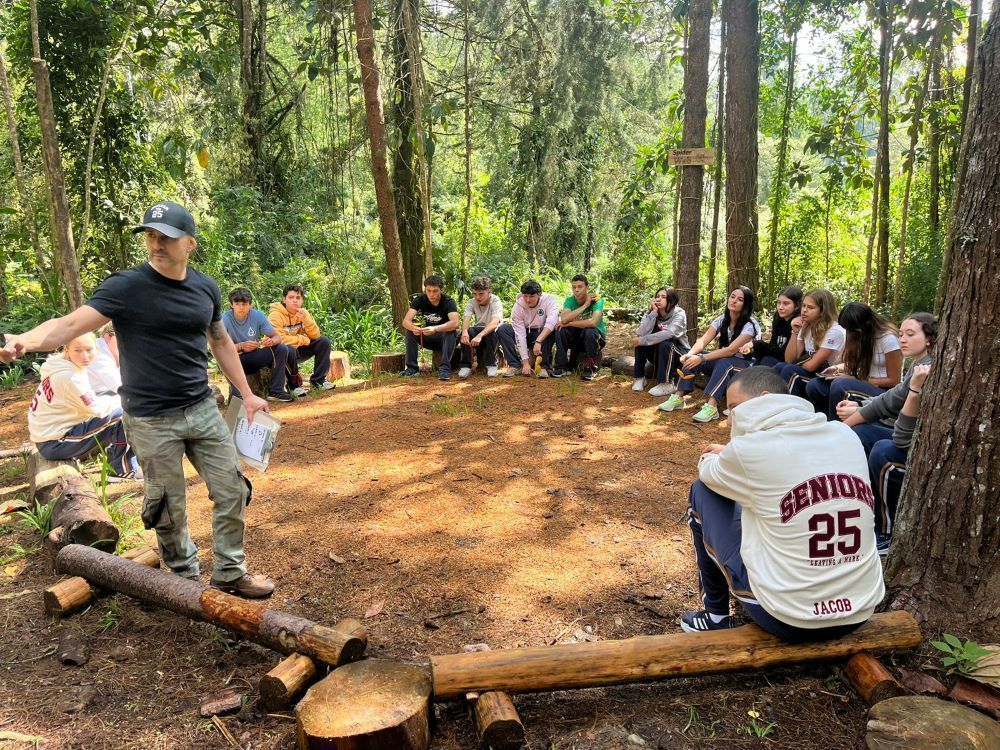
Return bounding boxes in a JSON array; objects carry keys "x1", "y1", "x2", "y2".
[{"x1": 496, "y1": 280, "x2": 560, "y2": 377}]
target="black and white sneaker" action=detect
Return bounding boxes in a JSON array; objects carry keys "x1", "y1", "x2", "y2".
[
  {"x1": 875, "y1": 532, "x2": 892, "y2": 557},
  {"x1": 268, "y1": 391, "x2": 295, "y2": 403},
  {"x1": 680, "y1": 609, "x2": 737, "y2": 633},
  {"x1": 400, "y1": 368, "x2": 420, "y2": 377}
]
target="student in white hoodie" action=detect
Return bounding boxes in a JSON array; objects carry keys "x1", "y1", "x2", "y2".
[
  {"x1": 496, "y1": 279, "x2": 560, "y2": 377},
  {"x1": 87, "y1": 323, "x2": 122, "y2": 396},
  {"x1": 28, "y1": 333, "x2": 139, "y2": 479},
  {"x1": 681, "y1": 366, "x2": 884, "y2": 641}
]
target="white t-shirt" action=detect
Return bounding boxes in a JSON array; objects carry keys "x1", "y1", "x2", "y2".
[
  {"x1": 710, "y1": 315, "x2": 760, "y2": 343},
  {"x1": 867, "y1": 333, "x2": 901, "y2": 379},
  {"x1": 799, "y1": 323, "x2": 846, "y2": 365},
  {"x1": 87, "y1": 338, "x2": 122, "y2": 395}
]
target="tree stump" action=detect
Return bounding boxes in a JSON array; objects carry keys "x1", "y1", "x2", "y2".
[
  {"x1": 28, "y1": 450, "x2": 79, "y2": 506},
  {"x1": 866, "y1": 696, "x2": 1000, "y2": 748},
  {"x1": 472, "y1": 691, "x2": 525, "y2": 750},
  {"x1": 371, "y1": 353, "x2": 405, "y2": 378},
  {"x1": 844, "y1": 653, "x2": 904, "y2": 705},
  {"x1": 296, "y1": 659, "x2": 432, "y2": 750},
  {"x1": 329, "y1": 351, "x2": 351, "y2": 381},
  {"x1": 260, "y1": 653, "x2": 319, "y2": 710}
]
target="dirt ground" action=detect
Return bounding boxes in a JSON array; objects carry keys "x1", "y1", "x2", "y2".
[{"x1": 0, "y1": 336, "x2": 871, "y2": 749}]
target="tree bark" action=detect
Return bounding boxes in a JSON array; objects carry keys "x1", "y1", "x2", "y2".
[
  {"x1": 236, "y1": 0, "x2": 270, "y2": 191},
  {"x1": 874, "y1": 0, "x2": 894, "y2": 306},
  {"x1": 676, "y1": 0, "x2": 711, "y2": 339},
  {"x1": 354, "y1": 0, "x2": 410, "y2": 328},
  {"x1": 766, "y1": 27, "x2": 797, "y2": 301},
  {"x1": 928, "y1": 44, "x2": 941, "y2": 249},
  {"x1": 960, "y1": 0, "x2": 981, "y2": 143},
  {"x1": 260, "y1": 653, "x2": 318, "y2": 710},
  {"x1": 723, "y1": 0, "x2": 760, "y2": 293},
  {"x1": 460, "y1": 0, "x2": 472, "y2": 276},
  {"x1": 886, "y1": 6, "x2": 1000, "y2": 640},
  {"x1": 707, "y1": 15, "x2": 725, "y2": 314},
  {"x1": 864, "y1": 147, "x2": 882, "y2": 304},
  {"x1": 472, "y1": 691, "x2": 524, "y2": 750},
  {"x1": 29, "y1": 0, "x2": 83, "y2": 308}
]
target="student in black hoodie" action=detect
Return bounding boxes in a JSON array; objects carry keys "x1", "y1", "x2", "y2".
[{"x1": 753, "y1": 286, "x2": 802, "y2": 368}]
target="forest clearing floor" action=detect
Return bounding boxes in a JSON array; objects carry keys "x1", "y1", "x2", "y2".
[{"x1": 0, "y1": 349, "x2": 871, "y2": 749}]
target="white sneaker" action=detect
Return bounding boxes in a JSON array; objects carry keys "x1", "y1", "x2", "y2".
[
  {"x1": 486, "y1": 366, "x2": 499, "y2": 377},
  {"x1": 537, "y1": 369, "x2": 550, "y2": 379},
  {"x1": 631, "y1": 378, "x2": 647, "y2": 392},
  {"x1": 502, "y1": 367, "x2": 519, "y2": 377},
  {"x1": 458, "y1": 367, "x2": 473, "y2": 379},
  {"x1": 649, "y1": 382, "x2": 676, "y2": 397},
  {"x1": 292, "y1": 386, "x2": 308, "y2": 398}
]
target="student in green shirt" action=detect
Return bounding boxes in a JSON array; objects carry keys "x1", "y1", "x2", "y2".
[{"x1": 554, "y1": 274, "x2": 606, "y2": 381}]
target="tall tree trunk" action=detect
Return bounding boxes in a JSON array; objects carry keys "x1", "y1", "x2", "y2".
[
  {"x1": 390, "y1": 0, "x2": 424, "y2": 294},
  {"x1": 766, "y1": 27, "x2": 797, "y2": 302},
  {"x1": 707, "y1": 14, "x2": 726, "y2": 315},
  {"x1": 29, "y1": 0, "x2": 83, "y2": 309},
  {"x1": 677, "y1": 0, "x2": 711, "y2": 338},
  {"x1": 959, "y1": 0, "x2": 981, "y2": 142},
  {"x1": 874, "y1": 0, "x2": 894, "y2": 306},
  {"x1": 864, "y1": 152, "x2": 881, "y2": 303},
  {"x1": 400, "y1": 0, "x2": 433, "y2": 277},
  {"x1": 885, "y1": 6, "x2": 1000, "y2": 639},
  {"x1": 0, "y1": 45, "x2": 46, "y2": 280},
  {"x1": 584, "y1": 193, "x2": 594, "y2": 273},
  {"x1": 823, "y1": 182, "x2": 833, "y2": 277},
  {"x1": 460, "y1": 0, "x2": 472, "y2": 275},
  {"x1": 928, "y1": 44, "x2": 941, "y2": 248},
  {"x1": 236, "y1": 0, "x2": 269, "y2": 191},
  {"x1": 353, "y1": 0, "x2": 409, "y2": 328},
  {"x1": 723, "y1": 0, "x2": 760, "y2": 293},
  {"x1": 893, "y1": 43, "x2": 934, "y2": 318}
]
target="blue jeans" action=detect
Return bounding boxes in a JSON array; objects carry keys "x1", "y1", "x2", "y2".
[
  {"x1": 677, "y1": 356, "x2": 750, "y2": 402},
  {"x1": 633, "y1": 339, "x2": 687, "y2": 383},
  {"x1": 869, "y1": 439, "x2": 907, "y2": 535},
  {"x1": 233, "y1": 344, "x2": 291, "y2": 398},
  {"x1": 687, "y1": 481, "x2": 862, "y2": 642},
  {"x1": 459, "y1": 326, "x2": 498, "y2": 369},
  {"x1": 777, "y1": 362, "x2": 818, "y2": 399},
  {"x1": 555, "y1": 327, "x2": 606, "y2": 370},
  {"x1": 852, "y1": 422, "x2": 893, "y2": 456},
  {"x1": 36, "y1": 409, "x2": 138, "y2": 477},
  {"x1": 808, "y1": 377, "x2": 885, "y2": 420},
  {"x1": 288, "y1": 336, "x2": 332, "y2": 386},
  {"x1": 405, "y1": 330, "x2": 457, "y2": 374},
  {"x1": 496, "y1": 324, "x2": 554, "y2": 371}
]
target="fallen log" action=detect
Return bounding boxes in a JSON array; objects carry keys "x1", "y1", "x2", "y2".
[
  {"x1": 471, "y1": 691, "x2": 524, "y2": 750},
  {"x1": 844, "y1": 653, "x2": 904, "y2": 705},
  {"x1": 371, "y1": 353, "x2": 404, "y2": 378},
  {"x1": 56, "y1": 545, "x2": 367, "y2": 667},
  {"x1": 260, "y1": 653, "x2": 318, "y2": 711},
  {"x1": 44, "y1": 544, "x2": 161, "y2": 617},
  {"x1": 296, "y1": 659, "x2": 432, "y2": 750},
  {"x1": 0, "y1": 441, "x2": 33, "y2": 459},
  {"x1": 29, "y1": 452, "x2": 119, "y2": 554},
  {"x1": 866, "y1": 696, "x2": 1000, "y2": 748},
  {"x1": 430, "y1": 611, "x2": 921, "y2": 700}
]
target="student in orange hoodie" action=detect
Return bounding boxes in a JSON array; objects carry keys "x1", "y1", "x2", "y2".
[{"x1": 267, "y1": 284, "x2": 336, "y2": 396}]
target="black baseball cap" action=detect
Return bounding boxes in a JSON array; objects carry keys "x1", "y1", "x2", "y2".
[{"x1": 132, "y1": 201, "x2": 196, "y2": 238}]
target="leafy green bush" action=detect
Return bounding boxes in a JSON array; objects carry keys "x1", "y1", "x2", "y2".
[{"x1": 327, "y1": 306, "x2": 402, "y2": 369}]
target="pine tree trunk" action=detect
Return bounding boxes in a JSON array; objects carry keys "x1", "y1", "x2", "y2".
[
  {"x1": 401, "y1": 0, "x2": 433, "y2": 277},
  {"x1": 874, "y1": 0, "x2": 894, "y2": 306},
  {"x1": 864, "y1": 142, "x2": 882, "y2": 304},
  {"x1": 29, "y1": 0, "x2": 82, "y2": 308},
  {"x1": 353, "y1": 0, "x2": 410, "y2": 328},
  {"x1": 236, "y1": 0, "x2": 269, "y2": 191},
  {"x1": 707, "y1": 15, "x2": 725, "y2": 315},
  {"x1": 766, "y1": 28, "x2": 797, "y2": 302},
  {"x1": 460, "y1": 0, "x2": 472, "y2": 276},
  {"x1": 677, "y1": 0, "x2": 711, "y2": 339},
  {"x1": 723, "y1": 0, "x2": 760, "y2": 294},
  {"x1": 928, "y1": 46, "x2": 941, "y2": 247},
  {"x1": 960, "y1": 0, "x2": 981, "y2": 141},
  {"x1": 885, "y1": 6, "x2": 1000, "y2": 640}
]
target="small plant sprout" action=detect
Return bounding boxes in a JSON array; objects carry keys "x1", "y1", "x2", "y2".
[
  {"x1": 16, "y1": 500, "x2": 54, "y2": 537},
  {"x1": 745, "y1": 709, "x2": 776, "y2": 738},
  {"x1": 931, "y1": 633, "x2": 991, "y2": 675},
  {"x1": 97, "y1": 599, "x2": 123, "y2": 632}
]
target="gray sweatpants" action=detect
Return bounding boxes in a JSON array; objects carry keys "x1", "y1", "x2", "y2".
[{"x1": 124, "y1": 396, "x2": 248, "y2": 582}]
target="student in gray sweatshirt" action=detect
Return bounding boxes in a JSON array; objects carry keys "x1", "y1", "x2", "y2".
[{"x1": 631, "y1": 287, "x2": 690, "y2": 396}]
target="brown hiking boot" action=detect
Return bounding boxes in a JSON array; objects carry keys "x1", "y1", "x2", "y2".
[{"x1": 210, "y1": 573, "x2": 275, "y2": 599}]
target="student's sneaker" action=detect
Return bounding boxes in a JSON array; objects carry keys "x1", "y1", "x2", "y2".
[
  {"x1": 400, "y1": 368, "x2": 420, "y2": 377},
  {"x1": 876, "y1": 532, "x2": 892, "y2": 557},
  {"x1": 536, "y1": 369, "x2": 550, "y2": 379},
  {"x1": 106, "y1": 470, "x2": 144, "y2": 484},
  {"x1": 659, "y1": 394, "x2": 685, "y2": 412},
  {"x1": 680, "y1": 609, "x2": 738, "y2": 633},
  {"x1": 550, "y1": 368, "x2": 569, "y2": 378},
  {"x1": 291, "y1": 386, "x2": 309, "y2": 397},
  {"x1": 268, "y1": 391, "x2": 295, "y2": 403},
  {"x1": 649, "y1": 382, "x2": 676, "y2": 397},
  {"x1": 312, "y1": 380, "x2": 336, "y2": 391},
  {"x1": 210, "y1": 572, "x2": 275, "y2": 599},
  {"x1": 581, "y1": 358, "x2": 598, "y2": 381},
  {"x1": 502, "y1": 367, "x2": 520, "y2": 377},
  {"x1": 632, "y1": 377, "x2": 647, "y2": 392},
  {"x1": 439, "y1": 369, "x2": 452, "y2": 381},
  {"x1": 693, "y1": 403, "x2": 720, "y2": 423},
  {"x1": 458, "y1": 367, "x2": 473, "y2": 379},
  {"x1": 486, "y1": 366, "x2": 499, "y2": 377}
]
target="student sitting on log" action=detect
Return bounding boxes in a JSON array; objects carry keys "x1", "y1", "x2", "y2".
[
  {"x1": 631, "y1": 286, "x2": 690, "y2": 397},
  {"x1": 223, "y1": 288, "x2": 294, "y2": 402},
  {"x1": 458, "y1": 276, "x2": 502, "y2": 379},
  {"x1": 268, "y1": 283, "x2": 337, "y2": 396},
  {"x1": 400, "y1": 274, "x2": 461, "y2": 381},
  {"x1": 554, "y1": 274, "x2": 606, "y2": 381},
  {"x1": 776, "y1": 288, "x2": 844, "y2": 399},
  {"x1": 752, "y1": 286, "x2": 802, "y2": 368},
  {"x1": 496, "y1": 279, "x2": 560, "y2": 378},
  {"x1": 805, "y1": 302, "x2": 902, "y2": 420},
  {"x1": 681, "y1": 366, "x2": 884, "y2": 639},
  {"x1": 837, "y1": 313, "x2": 936, "y2": 556},
  {"x1": 659, "y1": 286, "x2": 760, "y2": 422},
  {"x1": 28, "y1": 333, "x2": 140, "y2": 481},
  {"x1": 87, "y1": 323, "x2": 122, "y2": 396}
]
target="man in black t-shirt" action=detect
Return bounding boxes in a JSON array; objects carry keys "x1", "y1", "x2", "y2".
[
  {"x1": 1, "y1": 201, "x2": 274, "y2": 599},
  {"x1": 400, "y1": 275, "x2": 461, "y2": 380}
]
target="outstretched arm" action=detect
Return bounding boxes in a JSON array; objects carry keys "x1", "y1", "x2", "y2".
[{"x1": 2, "y1": 305, "x2": 110, "y2": 363}]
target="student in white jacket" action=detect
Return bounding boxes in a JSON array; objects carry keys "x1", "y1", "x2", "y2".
[
  {"x1": 28, "y1": 333, "x2": 139, "y2": 480},
  {"x1": 682, "y1": 366, "x2": 884, "y2": 641}
]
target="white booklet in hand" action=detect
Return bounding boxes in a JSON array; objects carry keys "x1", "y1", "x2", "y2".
[{"x1": 224, "y1": 397, "x2": 281, "y2": 472}]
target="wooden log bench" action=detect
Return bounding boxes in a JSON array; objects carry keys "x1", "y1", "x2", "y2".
[
  {"x1": 55, "y1": 544, "x2": 367, "y2": 668},
  {"x1": 294, "y1": 611, "x2": 920, "y2": 749}
]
